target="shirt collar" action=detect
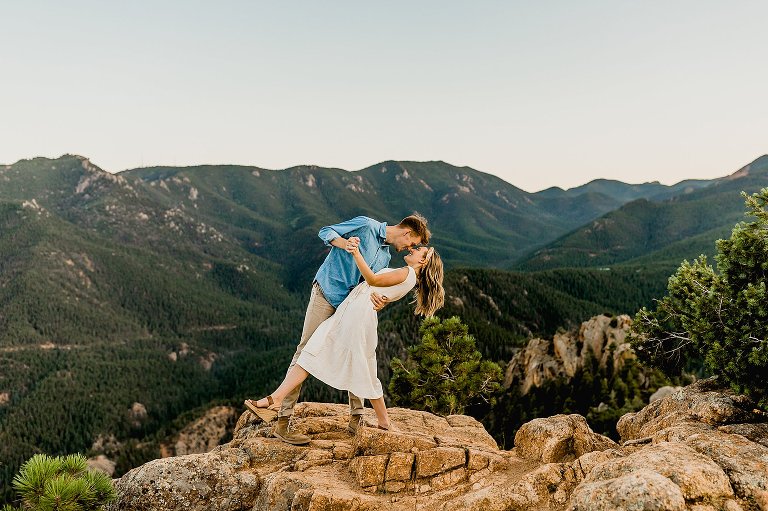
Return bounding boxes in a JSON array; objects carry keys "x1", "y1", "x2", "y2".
[{"x1": 379, "y1": 222, "x2": 389, "y2": 245}]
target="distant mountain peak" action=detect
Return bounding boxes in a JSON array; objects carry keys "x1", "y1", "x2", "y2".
[{"x1": 725, "y1": 154, "x2": 768, "y2": 181}]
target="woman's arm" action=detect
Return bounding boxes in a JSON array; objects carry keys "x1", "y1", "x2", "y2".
[{"x1": 346, "y1": 238, "x2": 408, "y2": 287}]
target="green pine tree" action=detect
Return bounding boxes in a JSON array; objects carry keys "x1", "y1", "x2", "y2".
[
  {"x1": 389, "y1": 316, "x2": 503, "y2": 416},
  {"x1": 632, "y1": 188, "x2": 768, "y2": 408},
  {"x1": 6, "y1": 453, "x2": 116, "y2": 511}
]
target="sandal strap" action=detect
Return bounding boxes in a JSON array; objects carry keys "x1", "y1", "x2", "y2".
[{"x1": 267, "y1": 395, "x2": 274, "y2": 406}]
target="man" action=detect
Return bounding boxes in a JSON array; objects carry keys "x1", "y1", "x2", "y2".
[{"x1": 272, "y1": 213, "x2": 431, "y2": 445}]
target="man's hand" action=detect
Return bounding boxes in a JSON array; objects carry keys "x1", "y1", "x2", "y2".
[{"x1": 370, "y1": 292, "x2": 389, "y2": 311}]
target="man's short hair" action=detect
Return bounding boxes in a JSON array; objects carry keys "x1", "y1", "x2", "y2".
[{"x1": 398, "y1": 213, "x2": 431, "y2": 244}]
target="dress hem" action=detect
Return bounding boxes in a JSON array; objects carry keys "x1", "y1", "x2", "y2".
[{"x1": 296, "y1": 357, "x2": 384, "y2": 401}]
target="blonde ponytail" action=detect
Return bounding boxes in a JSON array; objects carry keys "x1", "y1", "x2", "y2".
[{"x1": 414, "y1": 249, "x2": 445, "y2": 317}]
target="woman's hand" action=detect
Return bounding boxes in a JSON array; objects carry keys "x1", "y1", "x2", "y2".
[{"x1": 345, "y1": 236, "x2": 361, "y2": 254}]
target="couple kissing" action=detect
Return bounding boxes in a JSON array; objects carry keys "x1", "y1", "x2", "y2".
[{"x1": 245, "y1": 213, "x2": 444, "y2": 444}]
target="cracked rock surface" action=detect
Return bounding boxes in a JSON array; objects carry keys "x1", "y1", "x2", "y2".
[{"x1": 108, "y1": 378, "x2": 768, "y2": 511}]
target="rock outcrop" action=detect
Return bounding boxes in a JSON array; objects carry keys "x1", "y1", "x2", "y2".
[
  {"x1": 514, "y1": 414, "x2": 619, "y2": 463},
  {"x1": 541, "y1": 377, "x2": 768, "y2": 511},
  {"x1": 108, "y1": 403, "x2": 534, "y2": 511},
  {"x1": 504, "y1": 314, "x2": 635, "y2": 394},
  {"x1": 128, "y1": 402, "x2": 148, "y2": 428},
  {"x1": 161, "y1": 405, "x2": 238, "y2": 457},
  {"x1": 87, "y1": 454, "x2": 117, "y2": 476},
  {"x1": 650, "y1": 385, "x2": 683, "y2": 402},
  {"x1": 109, "y1": 378, "x2": 768, "y2": 511}
]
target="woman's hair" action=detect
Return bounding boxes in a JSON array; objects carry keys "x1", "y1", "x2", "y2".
[{"x1": 414, "y1": 247, "x2": 445, "y2": 317}]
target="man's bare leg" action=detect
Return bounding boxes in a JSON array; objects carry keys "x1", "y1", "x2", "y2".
[{"x1": 252, "y1": 365, "x2": 310, "y2": 408}]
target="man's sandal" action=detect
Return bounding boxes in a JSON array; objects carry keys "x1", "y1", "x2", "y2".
[{"x1": 244, "y1": 395, "x2": 279, "y2": 422}]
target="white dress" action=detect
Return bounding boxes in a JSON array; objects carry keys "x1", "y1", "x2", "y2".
[{"x1": 297, "y1": 266, "x2": 417, "y2": 399}]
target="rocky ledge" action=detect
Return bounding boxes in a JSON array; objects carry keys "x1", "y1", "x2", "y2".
[{"x1": 107, "y1": 378, "x2": 768, "y2": 511}]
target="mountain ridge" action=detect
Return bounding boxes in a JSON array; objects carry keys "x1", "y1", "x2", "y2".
[
  {"x1": 2, "y1": 153, "x2": 726, "y2": 203},
  {"x1": 6, "y1": 152, "x2": 763, "y2": 279},
  {"x1": 516, "y1": 154, "x2": 768, "y2": 271}
]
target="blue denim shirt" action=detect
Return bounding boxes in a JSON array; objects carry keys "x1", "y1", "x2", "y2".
[{"x1": 314, "y1": 216, "x2": 391, "y2": 307}]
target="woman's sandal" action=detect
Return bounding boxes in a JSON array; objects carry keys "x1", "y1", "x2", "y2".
[
  {"x1": 376, "y1": 423, "x2": 398, "y2": 432},
  {"x1": 244, "y1": 395, "x2": 279, "y2": 422}
]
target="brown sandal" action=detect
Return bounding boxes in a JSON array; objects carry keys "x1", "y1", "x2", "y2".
[{"x1": 244, "y1": 395, "x2": 279, "y2": 422}]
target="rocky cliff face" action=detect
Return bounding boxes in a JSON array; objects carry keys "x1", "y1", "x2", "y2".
[
  {"x1": 107, "y1": 377, "x2": 768, "y2": 511},
  {"x1": 160, "y1": 406, "x2": 238, "y2": 457},
  {"x1": 504, "y1": 314, "x2": 636, "y2": 393}
]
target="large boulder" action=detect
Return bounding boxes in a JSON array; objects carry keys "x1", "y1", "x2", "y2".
[
  {"x1": 568, "y1": 433, "x2": 765, "y2": 511},
  {"x1": 108, "y1": 448, "x2": 260, "y2": 511},
  {"x1": 578, "y1": 442, "x2": 733, "y2": 502},
  {"x1": 507, "y1": 378, "x2": 768, "y2": 511},
  {"x1": 616, "y1": 377, "x2": 762, "y2": 442},
  {"x1": 570, "y1": 469, "x2": 687, "y2": 511},
  {"x1": 514, "y1": 414, "x2": 618, "y2": 463}
]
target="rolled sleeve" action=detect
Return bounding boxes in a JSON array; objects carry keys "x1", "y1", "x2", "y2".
[
  {"x1": 318, "y1": 216, "x2": 371, "y2": 246},
  {"x1": 318, "y1": 227, "x2": 341, "y2": 246}
]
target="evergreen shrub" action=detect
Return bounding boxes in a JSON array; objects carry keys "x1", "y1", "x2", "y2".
[
  {"x1": 389, "y1": 316, "x2": 503, "y2": 415},
  {"x1": 632, "y1": 189, "x2": 768, "y2": 407},
  {"x1": 5, "y1": 453, "x2": 115, "y2": 511}
]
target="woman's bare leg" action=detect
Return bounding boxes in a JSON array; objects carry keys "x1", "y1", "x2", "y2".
[
  {"x1": 254, "y1": 365, "x2": 310, "y2": 407},
  {"x1": 369, "y1": 397, "x2": 391, "y2": 429}
]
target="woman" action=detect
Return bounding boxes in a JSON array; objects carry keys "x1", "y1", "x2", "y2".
[{"x1": 245, "y1": 238, "x2": 444, "y2": 431}]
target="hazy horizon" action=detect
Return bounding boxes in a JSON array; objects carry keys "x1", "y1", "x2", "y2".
[{"x1": 2, "y1": 1, "x2": 766, "y2": 192}]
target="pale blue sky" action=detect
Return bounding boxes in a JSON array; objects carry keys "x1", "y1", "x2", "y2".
[{"x1": 1, "y1": 1, "x2": 766, "y2": 191}]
